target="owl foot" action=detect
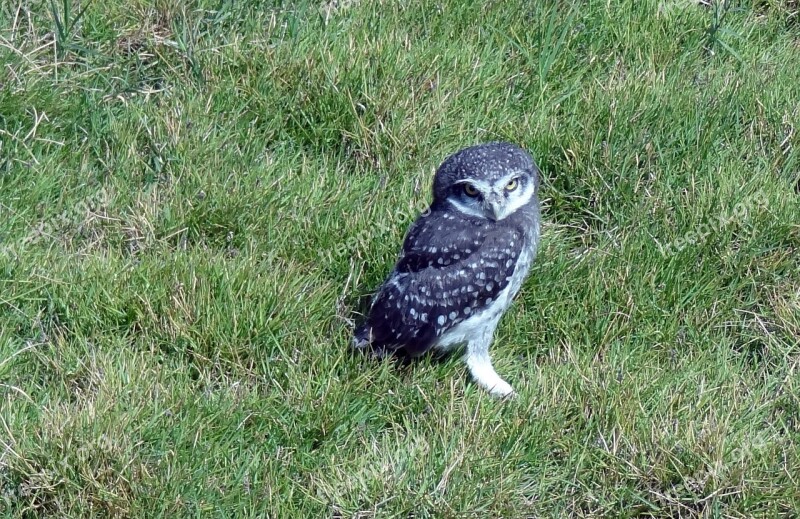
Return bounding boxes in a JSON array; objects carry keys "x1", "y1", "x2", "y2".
[
  {"x1": 465, "y1": 353, "x2": 514, "y2": 399},
  {"x1": 488, "y1": 380, "x2": 515, "y2": 399}
]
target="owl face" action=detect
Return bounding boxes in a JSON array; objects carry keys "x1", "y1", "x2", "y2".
[{"x1": 432, "y1": 142, "x2": 539, "y2": 221}]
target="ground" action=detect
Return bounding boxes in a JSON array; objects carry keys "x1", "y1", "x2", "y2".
[{"x1": 1, "y1": 0, "x2": 799, "y2": 517}]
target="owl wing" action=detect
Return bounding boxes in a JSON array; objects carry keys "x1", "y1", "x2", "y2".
[{"x1": 355, "y1": 209, "x2": 524, "y2": 357}]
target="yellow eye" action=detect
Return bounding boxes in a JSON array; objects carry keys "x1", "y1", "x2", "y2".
[
  {"x1": 505, "y1": 178, "x2": 519, "y2": 191},
  {"x1": 463, "y1": 183, "x2": 479, "y2": 197}
]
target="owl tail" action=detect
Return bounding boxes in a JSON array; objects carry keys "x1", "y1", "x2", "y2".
[
  {"x1": 352, "y1": 324, "x2": 370, "y2": 350},
  {"x1": 352, "y1": 325, "x2": 389, "y2": 359}
]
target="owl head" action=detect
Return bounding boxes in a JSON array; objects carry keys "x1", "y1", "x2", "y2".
[{"x1": 432, "y1": 142, "x2": 539, "y2": 221}]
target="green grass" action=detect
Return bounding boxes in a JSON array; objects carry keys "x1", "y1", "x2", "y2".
[{"x1": 1, "y1": 0, "x2": 799, "y2": 516}]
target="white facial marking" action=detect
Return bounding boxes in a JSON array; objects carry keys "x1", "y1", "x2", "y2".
[
  {"x1": 447, "y1": 198, "x2": 484, "y2": 219},
  {"x1": 497, "y1": 179, "x2": 535, "y2": 219}
]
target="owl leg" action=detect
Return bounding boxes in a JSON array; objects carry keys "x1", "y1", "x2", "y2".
[{"x1": 464, "y1": 329, "x2": 514, "y2": 398}]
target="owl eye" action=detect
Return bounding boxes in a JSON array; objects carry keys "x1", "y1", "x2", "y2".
[
  {"x1": 463, "y1": 183, "x2": 479, "y2": 197},
  {"x1": 505, "y1": 178, "x2": 519, "y2": 191}
]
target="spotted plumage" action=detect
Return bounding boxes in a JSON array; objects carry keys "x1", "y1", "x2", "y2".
[{"x1": 354, "y1": 142, "x2": 541, "y2": 397}]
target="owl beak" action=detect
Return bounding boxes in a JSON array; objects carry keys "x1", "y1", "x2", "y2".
[{"x1": 485, "y1": 196, "x2": 503, "y2": 221}]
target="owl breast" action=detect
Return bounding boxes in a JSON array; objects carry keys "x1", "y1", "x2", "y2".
[{"x1": 432, "y1": 221, "x2": 538, "y2": 353}]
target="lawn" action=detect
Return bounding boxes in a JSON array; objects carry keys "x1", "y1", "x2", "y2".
[{"x1": 1, "y1": 0, "x2": 799, "y2": 517}]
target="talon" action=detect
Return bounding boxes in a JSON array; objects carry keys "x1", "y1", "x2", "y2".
[{"x1": 489, "y1": 382, "x2": 515, "y2": 399}]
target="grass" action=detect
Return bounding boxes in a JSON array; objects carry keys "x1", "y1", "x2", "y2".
[{"x1": 1, "y1": 0, "x2": 799, "y2": 516}]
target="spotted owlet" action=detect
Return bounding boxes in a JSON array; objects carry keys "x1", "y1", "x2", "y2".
[{"x1": 354, "y1": 142, "x2": 541, "y2": 398}]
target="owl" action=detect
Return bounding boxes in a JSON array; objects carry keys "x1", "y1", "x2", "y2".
[{"x1": 353, "y1": 142, "x2": 541, "y2": 398}]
